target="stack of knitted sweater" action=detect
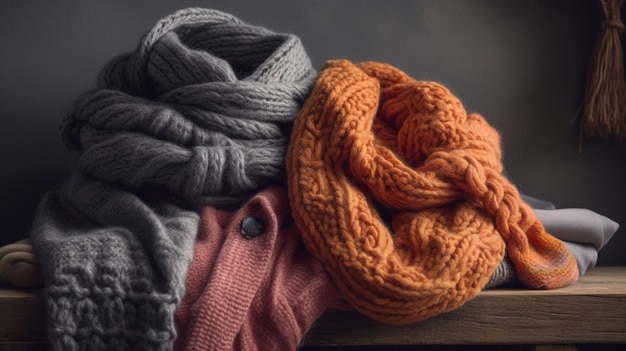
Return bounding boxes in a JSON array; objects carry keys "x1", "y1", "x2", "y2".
[{"x1": 20, "y1": 7, "x2": 618, "y2": 351}]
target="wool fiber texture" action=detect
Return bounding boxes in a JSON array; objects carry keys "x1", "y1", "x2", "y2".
[
  {"x1": 31, "y1": 7, "x2": 315, "y2": 350},
  {"x1": 286, "y1": 60, "x2": 579, "y2": 324},
  {"x1": 31, "y1": 173, "x2": 199, "y2": 350},
  {"x1": 173, "y1": 186, "x2": 343, "y2": 350},
  {"x1": 61, "y1": 7, "x2": 316, "y2": 207}
]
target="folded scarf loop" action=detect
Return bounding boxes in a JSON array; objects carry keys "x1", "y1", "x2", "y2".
[
  {"x1": 0, "y1": 239, "x2": 43, "y2": 288},
  {"x1": 286, "y1": 60, "x2": 579, "y2": 324},
  {"x1": 174, "y1": 186, "x2": 343, "y2": 351},
  {"x1": 61, "y1": 7, "x2": 315, "y2": 207},
  {"x1": 31, "y1": 7, "x2": 316, "y2": 351}
]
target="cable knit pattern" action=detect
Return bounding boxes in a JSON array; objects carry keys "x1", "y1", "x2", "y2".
[
  {"x1": 31, "y1": 173, "x2": 199, "y2": 350},
  {"x1": 29, "y1": 8, "x2": 317, "y2": 350},
  {"x1": 61, "y1": 7, "x2": 315, "y2": 207},
  {"x1": 286, "y1": 60, "x2": 579, "y2": 324}
]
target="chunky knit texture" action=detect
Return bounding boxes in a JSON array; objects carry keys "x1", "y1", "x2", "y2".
[
  {"x1": 30, "y1": 7, "x2": 316, "y2": 350},
  {"x1": 61, "y1": 7, "x2": 315, "y2": 207},
  {"x1": 174, "y1": 186, "x2": 342, "y2": 351},
  {"x1": 31, "y1": 173, "x2": 199, "y2": 350},
  {"x1": 286, "y1": 60, "x2": 579, "y2": 324}
]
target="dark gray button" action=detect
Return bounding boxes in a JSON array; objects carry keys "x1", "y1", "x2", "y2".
[{"x1": 240, "y1": 216, "x2": 264, "y2": 238}]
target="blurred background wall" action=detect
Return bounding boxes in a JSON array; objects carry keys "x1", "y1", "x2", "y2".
[{"x1": 1, "y1": 0, "x2": 624, "y2": 265}]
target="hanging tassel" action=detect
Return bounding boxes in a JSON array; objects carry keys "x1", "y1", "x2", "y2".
[{"x1": 578, "y1": 0, "x2": 626, "y2": 145}]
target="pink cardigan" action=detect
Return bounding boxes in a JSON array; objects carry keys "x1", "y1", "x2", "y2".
[{"x1": 174, "y1": 186, "x2": 343, "y2": 350}]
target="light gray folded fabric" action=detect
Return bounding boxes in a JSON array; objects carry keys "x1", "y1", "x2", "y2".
[
  {"x1": 485, "y1": 255, "x2": 517, "y2": 289},
  {"x1": 522, "y1": 193, "x2": 618, "y2": 274},
  {"x1": 533, "y1": 208, "x2": 618, "y2": 251},
  {"x1": 533, "y1": 208, "x2": 618, "y2": 275},
  {"x1": 522, "y1": 194, "x2": 618, "y2": 251},
  {"x1": 564, "y1": 242, "x2": 598, "y2": 275},
  {"x1": 31, "y1": 173, "x2": 199, "y2": 350},
  {"x1": 486, "y1": 194, "x2": 619, "y2": 288},
  {"x1": 521, "y1": 194, "x2": 557, "y2": 210}
]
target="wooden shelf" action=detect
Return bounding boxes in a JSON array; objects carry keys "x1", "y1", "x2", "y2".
[
  {"x1": 0, "y1": 287, "x2": 46, "y2": 347},
  {"x1": 301, "y1": 266, "x2": 626, "y2": 347},
  {"x1": 1, "y1": 267, "x2": 625, "y2": 349}
]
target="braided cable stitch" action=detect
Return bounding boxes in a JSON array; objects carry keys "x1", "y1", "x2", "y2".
[
  {"x1": 61, "y1": 7, "x2": 315, "y2": 207},
  {"x1": 286, "y1": 60, "x2": 579, "y2": 324}
]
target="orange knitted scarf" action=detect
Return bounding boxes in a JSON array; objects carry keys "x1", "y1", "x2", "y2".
[{"x1": 286, "y1": 60, "x2": 579, "y2": 324}]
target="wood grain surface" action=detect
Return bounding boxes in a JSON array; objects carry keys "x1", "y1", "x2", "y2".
[
  {"x1": 1, "y1": 267, "x2": 625, "y2": 349},
  {"x1": 302, "y1": 266, "x2": 626, "y2": 346}
]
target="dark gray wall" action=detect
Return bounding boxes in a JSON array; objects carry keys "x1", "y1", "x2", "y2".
[{"x1": 1, "y1": 0, "x2": 624, "y2": 265}]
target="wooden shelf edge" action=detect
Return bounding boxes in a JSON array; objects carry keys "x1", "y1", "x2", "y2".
[
  {"x1": 302, "y1": 266, "x2": 626, "y2": 346},
  {"x1": 1, "y1": 266, "x2": 625, "y2": 346}
]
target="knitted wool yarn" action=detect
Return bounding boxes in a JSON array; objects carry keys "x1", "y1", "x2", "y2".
[
  {"x1": 61, "y1": 7, "x2": 315, "y2": 207},
  {"x1": 173, "y1": 186, "x2": 343, "y2": 350},
  {"x1": 29, "y1": 7, "x2": 316, "y2": 349},
  {"x1": 0, "y1": 239, "x2": 43, "y2": 288},
  {"x1": 31, "y1": 173, "x2": 199, "y2": 350},
  {"x1": 286, "y1": 60, "x2": 579, "y2": 324}
]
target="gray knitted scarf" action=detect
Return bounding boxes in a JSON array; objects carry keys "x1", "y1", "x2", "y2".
[
  {"x1": 61, "y1": 7, "x2": 315, "y2": 207},
  {"x1": 32, "y1": 174, "x2": 199, "y2": 351},
  {"x1": 31, "y1": 8, "x2": 315, "y2": 351}
]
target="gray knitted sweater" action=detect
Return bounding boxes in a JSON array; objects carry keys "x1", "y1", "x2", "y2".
[{"x1": 31, "y1": 7, "x2": 315, "y2": 351}]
